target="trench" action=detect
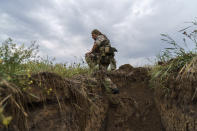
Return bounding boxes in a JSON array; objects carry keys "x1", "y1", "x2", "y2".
[{"x1": 2, "y1": 65, "x2": 180, "y2": 131}]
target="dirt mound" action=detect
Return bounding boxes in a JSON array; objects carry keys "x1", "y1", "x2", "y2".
[
  {"x1": 1, "y1": 67, "x2": 163, "y2": 131},
  {"x1": 118, "y1": 64, "x2": 134, "y2": 72},
  {"x1": 29, "y1": 72, "x2": 108, "y2": 131},
  {"x1": 109, "y1": 64, "x2": 150, "y2": 88}
]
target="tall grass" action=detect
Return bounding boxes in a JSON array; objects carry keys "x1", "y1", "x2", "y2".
[
  {"x1": 25, "y1": 60, "x2": 90, "y2": 78},
  {"x1": 151, "y1": 19, "x2": 197, "y2": 83},
  {"x1": 0, "y1": 38, "x2": 90, "y2": 79}
]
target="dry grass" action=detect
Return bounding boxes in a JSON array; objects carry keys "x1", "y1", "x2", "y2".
[
  {"x1": 177, "y1": 56, "x2": 197, "y2": 81},
  {"x1": 151, "y1": 19, "x2": 197, "y2": 86}
]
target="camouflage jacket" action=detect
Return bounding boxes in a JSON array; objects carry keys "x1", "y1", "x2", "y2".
[{"x1": 94, "y1": 35, "x2": 111, "y2": 56}]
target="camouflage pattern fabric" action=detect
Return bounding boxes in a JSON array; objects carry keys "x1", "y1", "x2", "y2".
[
  {"x1": 86, "y1": 34, "x2": 119, "y2": 94},
  {"x1": 85, "y1": 53, "x2": 98, "y2": 70},
  {"x1": 86, "y1": 34, "x2": 117, "y2": 71},
  {"x1": 95, "y1": 35, "x2": 109, "y2": 47},
  {"x1": 95, "y1": 35, "x2": 116, "y2": 70},
  {"x1": 110, "y1": 56, "x2": 116, "y2": 70},
  {"x1": 103, "y1": 77, "x2": 118, "y2": 92},
  {"x1": 93, "y1": 69, "x2": 118, "y2": 94}
]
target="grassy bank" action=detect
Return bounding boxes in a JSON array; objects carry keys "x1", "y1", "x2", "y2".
[{"x1": 0, "y1": 38, "x2": 90, "y2": 127}]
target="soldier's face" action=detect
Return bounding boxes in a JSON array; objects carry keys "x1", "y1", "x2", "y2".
[{"x1": 92, "y1": 33, "x2": 97, "y2": 40}]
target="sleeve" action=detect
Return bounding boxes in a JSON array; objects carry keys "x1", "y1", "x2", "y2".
[{"x1": 95, "y1": 35, "x2": 106, "y2": 46}]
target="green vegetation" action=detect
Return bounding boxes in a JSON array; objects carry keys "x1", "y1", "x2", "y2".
[
  {"x1": 0, "y1": 38, "x2": 90, "y2": 127},
  {"x1": 0, "y1": 38, "x2": 89, "y2": 79},
  {"x1": 25, "y1": 60, "x2": 89, "y2": 78},
  {"x1": 151, "y1": 19, "x2": 197, "y2": 85},
  {"x1": 0, "y1": 107, "x2": 12, "y2": 127}
]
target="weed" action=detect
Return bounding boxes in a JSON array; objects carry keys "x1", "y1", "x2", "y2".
[{"x1": 0, "y1": 106, "x2": 12, "y2": 126}]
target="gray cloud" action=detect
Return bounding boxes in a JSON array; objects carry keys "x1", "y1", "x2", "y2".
[{"x1": 0, "y1": 0, "x2": 197, "y2": 67}]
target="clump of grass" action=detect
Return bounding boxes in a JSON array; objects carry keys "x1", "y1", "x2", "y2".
[{"x1": 151, "y1": 19, "x2": 197, "y2": 84}]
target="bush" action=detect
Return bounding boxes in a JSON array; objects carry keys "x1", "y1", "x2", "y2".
[
  {"x1": 0, "y1": 38, "x2": 39, "y2": 79},
  {"x1": 0, "y1": 38, "x2": 90, "y2": 128},
  {"x1": 0, "y1": 38, "x2": 39, "y2": 127}
]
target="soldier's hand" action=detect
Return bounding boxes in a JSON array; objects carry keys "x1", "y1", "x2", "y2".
[{"x1": 86, "y1": 51, "x2": 92, "y2": 55}]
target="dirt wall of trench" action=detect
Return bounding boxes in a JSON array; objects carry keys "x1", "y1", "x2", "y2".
[
  {"x1": 0, "y1": 64, "x2": 163, "y2": 131},
  {"x1": 2, "y1": 64, "x2": 197, "y2": 131},
  {"x1": 154, "y1": 76, "x2": 197, "y2": 131}
]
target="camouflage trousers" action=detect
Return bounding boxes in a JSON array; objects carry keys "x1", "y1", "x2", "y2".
[
  {"x1": 103, "y1": 77, "x2": 118, "y2": 92},
  {"x1": 94, "y1": 70, "x2": 119, "y2": 94},
  {"x1": 85, "y1": 53, "x2": 99, "y2": 71},
  {"x1": 110, "y1": 57, "x2": 116, "y2": 70},
  {"x1": 86, "y1": 53, "x2": 119, "y2": 94},
  {"x1": 85, "y1": 52, "x2": 116, "y2": 71},
  {"x1": 99, "y1": 55, "x2": 116, "y2": 71}
]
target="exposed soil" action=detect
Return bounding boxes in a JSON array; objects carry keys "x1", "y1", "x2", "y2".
[
  {"x1": 154, "y1": 76, "x2": 197, "y2": 131},
  {"x1": 1, "y1": 65, "x2": 164, "y2": 131},
  {"x1": 106, "y1": 66, "x2": 163, "y2": 131}
]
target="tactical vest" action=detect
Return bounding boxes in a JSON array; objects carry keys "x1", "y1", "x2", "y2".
[
  {"x1": 99, "y1": 35, "x2": 117, "y2": 57},
  {"x1": 99, "y1": 36, "x2": 110, "y2": 56}
]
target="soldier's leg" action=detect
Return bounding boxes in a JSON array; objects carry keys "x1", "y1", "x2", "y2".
[
  {"x1": 99, "y1": 56, "x2": 109, "y2": 71},
  {"x1": 103, "y1": 77, "x2": 119, "y2": 94},
  {"x1": 85, "y1": 53, "x2": 97, "y2": 70},
  {"x1": 95, "y1": 65, "x2": 119, "y2": 94},
  {"x1": 85, "y1": 53, "x2": 91, "y2": 67},
  {"x1": 99, "y1": 63, "x2": 108, "y2": 71},
  {"x1": 110, "y1": 57, "x2": 116, "y2": 71}
]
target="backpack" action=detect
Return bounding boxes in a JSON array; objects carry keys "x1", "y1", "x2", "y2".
[{"x1": 99, "y1": 35, "x2": 118, "y2": 56}]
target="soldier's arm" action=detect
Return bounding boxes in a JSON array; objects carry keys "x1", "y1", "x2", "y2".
[
  {"x1": 90, "y1": 43, "x2": 98, "y2": 53},
  {"x1": 95, "y1": 35, "x2": 105, "y2": 46},
  {"x1": 88, "y1": 35, "x2": 105, "y2": 53}
]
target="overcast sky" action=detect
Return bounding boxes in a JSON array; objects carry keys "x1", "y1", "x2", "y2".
[{"x1": 0, "y1": 0, "x2": 197, "y2": 66}]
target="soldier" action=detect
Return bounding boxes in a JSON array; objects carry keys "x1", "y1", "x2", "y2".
[
  {"x1": 85, "y1": 29, "x2": 117, "y2": 71},
  {"x1": 85, "y1": 29, "x2": 119, "y2": 94}
]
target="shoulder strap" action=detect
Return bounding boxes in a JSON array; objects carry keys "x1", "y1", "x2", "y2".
[{"x1": 100, "y1": 35, "x2": 110, "y2": 47}]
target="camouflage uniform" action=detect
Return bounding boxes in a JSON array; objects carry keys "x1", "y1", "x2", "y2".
[
  {"x1": 85, "y1": 53, "x2": 98, "y2": 70},
  {"x1": 94, "y1": 34, "x2": 116, "y2": 70},
  {"x1": 86, "y1": 34, "x2": 119, "y2": 94},
  {"x1": 85, "y1": 34, "x2": 116, "y2": 70},
  {"x1": 110, "y1": 57, "x2": 116, "y2": 70}
]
